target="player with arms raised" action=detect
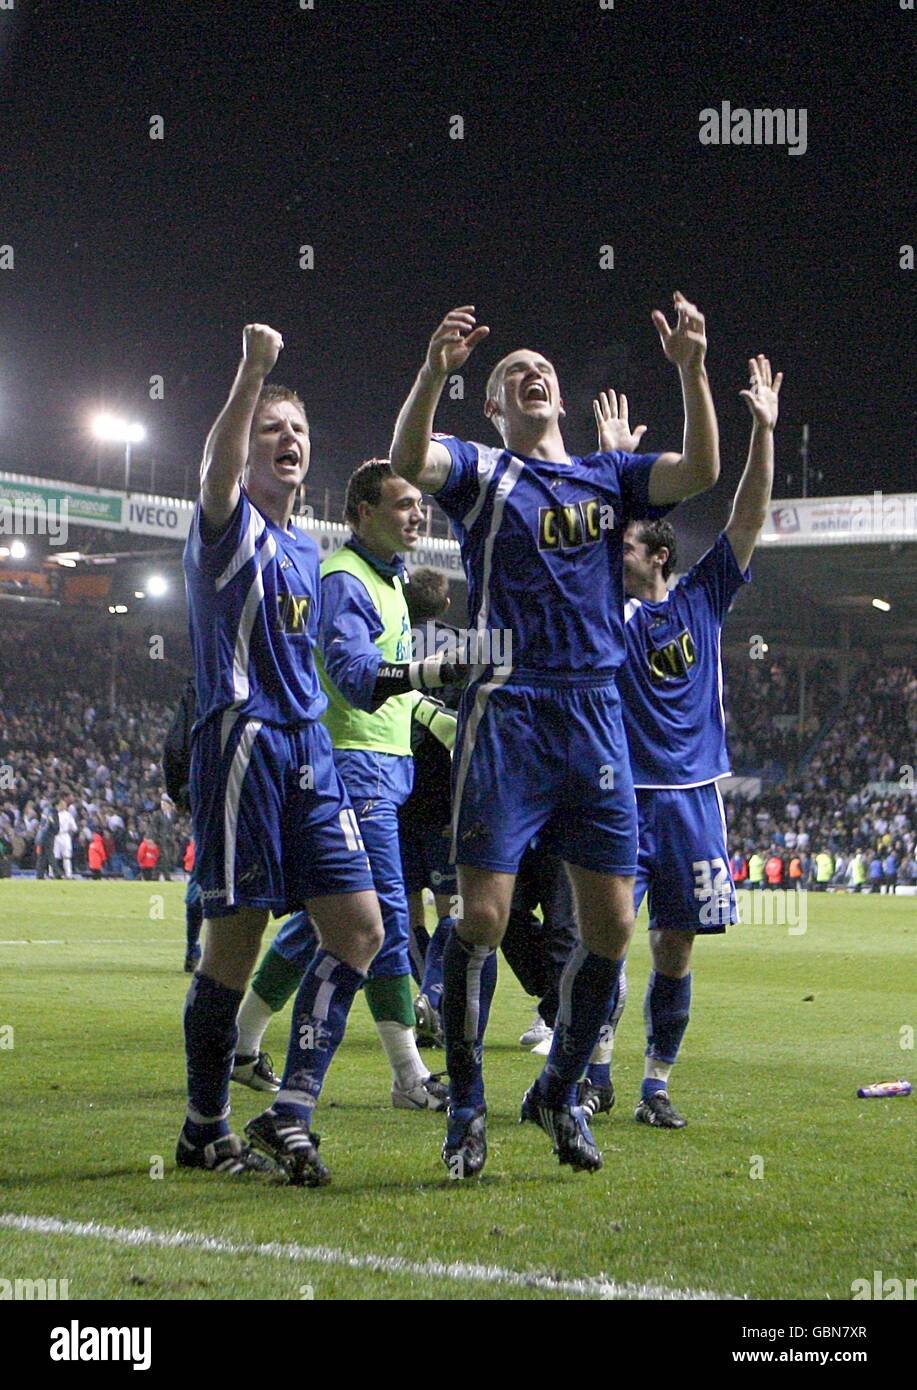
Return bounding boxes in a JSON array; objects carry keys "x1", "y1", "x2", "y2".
[
  {"x1": 584, "y1": 355, "x2": 782, "y2": 1127},
  {"x1": 179, "y1": 324, "x2": 383, "y2": 1183},
  {"x1": 389, "y1": 295, "x2": 720, "y2": 1176}
]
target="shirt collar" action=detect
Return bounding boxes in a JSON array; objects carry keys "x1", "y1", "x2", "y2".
[{"x1": 346, "y1": 534, "x2": 406, "y2": 583}]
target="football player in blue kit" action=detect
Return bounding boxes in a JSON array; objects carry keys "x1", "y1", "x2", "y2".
[
  {"x1": 389, "y1": 296, "x2": 721, "y2": 1176},
  {"x1": 584, "y1": 355, "x2": 782, "y2": 1128},
  {"x1": 179, "y1": 323, "x2": 385, "y2": 1184}
]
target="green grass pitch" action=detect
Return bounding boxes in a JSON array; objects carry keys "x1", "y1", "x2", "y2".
[{"x1": 0, "y1": 882, "x2": 913, "y2": 1300}]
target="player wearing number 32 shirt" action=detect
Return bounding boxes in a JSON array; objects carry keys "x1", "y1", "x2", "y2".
[{"x1": 579, "y1": 354, "x2": 783, "y2": 1131}]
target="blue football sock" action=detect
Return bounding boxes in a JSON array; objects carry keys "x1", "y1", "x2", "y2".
[
  {"x1": 586, "y1": 960, "x2": 628, "y2": 1088},
  {"x1": 408, "y1": 920, "x2": 430, "y2": 988},
  {"x1": 421, "y1": 914, "x2": 454, "y2": 1013},
  {"x1": 643, "y1": 970, "x2": 692, "y2": 1098},
  {"x1": 272, "y1": 950, "x2": 366, "y2": 1125},
  {"x1": 442, "y1": 931, "x2": 498, "y2": 1111},
  {"x1": 182, "y1": 972, "x2": 242, "y2": 1145},
  {"x1": 537, "y1": 947, "x2": 624, "y2": 1107},
  {"x1": 185, "y1": 898, "x2": 203, "y2": 954}
]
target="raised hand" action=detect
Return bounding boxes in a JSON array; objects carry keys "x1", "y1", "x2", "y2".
[
  {"x1": 652, "y1": 291, "x2": 707, "y2": 372},
  {"x1": 739, "y1": 355, "x2": 782, "y2": 429},
  {"x1": 592, "y1": 389, "x2": 648, "y2": 453},
  {"x1": 425, "y1": 306, "x2": 490, "y2": 379},
  {"x1": 243, "y1": 323, "x2": 284, "y2": 376}
]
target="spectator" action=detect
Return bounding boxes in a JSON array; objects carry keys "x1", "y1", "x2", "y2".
[
  {"x1": 137, "y1": 836, "x2": 160, "y2": 881},
  {"x1": 882, "y1": 849, "x2": 898, "y2": 895},
  {"x1": 150, "y1": 794, "x2": 178, "y2": 879},
  {"x1": 765, "y1": 851, "x2": 785, "y2": 889},
  {"x1": 87, "y1": 830, "x2": 107, "y2": 880},
  {"x1": 814, "y1": 850, "x2": 833, "y2": 891},
  {"x1": 847, "y1": 850, "x2": 867, "y2": 893},
  {"x1": 53, "y1": 799, "x2": 78, "y2": 880}
]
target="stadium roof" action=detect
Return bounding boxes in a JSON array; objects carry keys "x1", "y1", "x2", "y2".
[
  {"x1": 3, "y1": 473, "x2": 915, "y2": 657},
  {"x1": 725, "y1": 542, "x2": 917, "y2": 654}
]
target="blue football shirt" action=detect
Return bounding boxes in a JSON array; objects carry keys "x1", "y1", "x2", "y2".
[
  {"x1": 433, "y1": 437, "x2": 667, "y2": 678},
  {"x1": 618, "y1": 532, "x2": 750, "y2": 786},
  {"x1": 183, "y1": 489, "x2": 326, "y2": 727}
]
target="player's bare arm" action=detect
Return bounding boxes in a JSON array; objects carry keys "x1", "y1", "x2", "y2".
[
  {"x1": 390, "y1": 306, "x2": 489, "y2": 492},
  {"x1": 593, "y1": 389, "x2": 648, "y2": 453},
  {"x1": 200, "y1": 323, "x2": 284, "y2": 529},
  {"x1": 647, "y1": 292, "x2": 720, "y2": 506},
  {"x1": 725, "y1": 355, "x2": 782, "y2": 571}
]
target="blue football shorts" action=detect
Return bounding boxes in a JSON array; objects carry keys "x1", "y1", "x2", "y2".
[{"x1": 191, "y1": 711, "x2": 373, "y2": 917}]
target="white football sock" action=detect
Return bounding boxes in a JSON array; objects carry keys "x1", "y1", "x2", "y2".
[
  {"x1": 588, "y1": 1022, "x2": 615, "y2": 1067},
  {"x1": 236, "y1": 988, "x2": 275, "y2": 1058},
  {"x1": 644, "y1": 1057, "x2": 673, "y2": 1087},
  {"x1": 376, "y1": 1020, "x2": 427, "y2": 1091}
]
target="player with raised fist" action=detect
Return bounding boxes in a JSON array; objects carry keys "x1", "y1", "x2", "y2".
[{"x1": 178, "y1": 324, "x2": 383, "y2": 1184}]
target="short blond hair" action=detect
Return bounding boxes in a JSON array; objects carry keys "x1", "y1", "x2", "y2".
[{"x1": 254, "y1": 383, "x2": 308, "y2": 428}]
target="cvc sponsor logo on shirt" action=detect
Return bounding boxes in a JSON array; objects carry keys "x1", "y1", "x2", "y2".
[
  {"x1": 646, "y1": 628, "x2": 696, "y2": 684},
  {"x1": 537, "y1": 498, "x2": 614, "y2": 551},
  {"x1": 276, "y1": 593, "x2": 312, "y2": 633}
]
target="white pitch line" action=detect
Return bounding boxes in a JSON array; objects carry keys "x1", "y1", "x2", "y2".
[
  {"x1": 0, "y1": 940, "x2": 176, "y2": 946},
  {"x1": 0, "y1": 1212, "x2": 737, "y2": 1300}
]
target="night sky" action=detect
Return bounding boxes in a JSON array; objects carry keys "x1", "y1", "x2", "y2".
[{"x1": 2, "y1": 0, "x2": 914, "y2": 529}]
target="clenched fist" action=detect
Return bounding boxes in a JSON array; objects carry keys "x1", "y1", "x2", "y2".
[{"x1": 243, "y1": 323, "x2": 284, "y2": 376}]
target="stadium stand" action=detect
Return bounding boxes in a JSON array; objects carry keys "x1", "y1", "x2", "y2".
[{"x1": 0, "y1": 619, "x2": 191, "y2": 878}]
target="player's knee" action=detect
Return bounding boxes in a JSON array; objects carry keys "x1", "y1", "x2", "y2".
[
  {"x1": 580, "y1": 908, "x2": 634, "y2": 957},
  {"x1": 650, "y1": 929, "x2": 693, "y2": 975},
  {"x1": 365, "y1": 916, "x2": 385, "y2": 958},
  {"x1": 345, "y1": 906, "x2": 385, "y2": 963},
  {"x1": 456, "y1": 897, "x2": 506, "y2": 947}
]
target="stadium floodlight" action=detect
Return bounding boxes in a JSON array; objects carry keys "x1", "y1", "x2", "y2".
[
  {"x1": 107, "y1": 603, "x2": 128, "y2": 615},
  {"x1": 871, "y1": 598, "x2": 891, "y2": 612},
  {"x1": 91, "y1": 413, "x2": 146, "y2": 491},
  {"x1": 55, "y1": 557, "x2": 78, "y2": 568},
  {"x1": 145, "y1": 574, "x2": 168, "y2": 597},
  {"x1": 0, "y1": 546, "x2": 9, "y2": 558},
  {"x1": 9, "y1": 539, "x2": 27, "y2": 560},
  {"x1": 92, "y1": 414, "x2": 145, "y2": 444},
  {"x1": 134, "y1": 590, "x2": 146, "y2": 598}
]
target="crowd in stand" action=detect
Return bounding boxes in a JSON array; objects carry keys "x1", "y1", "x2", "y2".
[
  {"x1": 1, "y1": 616, "x2": 914, "y2": 891},
  {"x1": 0, "y1": 622, "x2": 192, "y2": 879},
  {"x1": 723, "y1": 653, "x2": 839, "y2": 775},
  {"x1": 724, "y1": 664, "x2": 917, "y2": 890}
]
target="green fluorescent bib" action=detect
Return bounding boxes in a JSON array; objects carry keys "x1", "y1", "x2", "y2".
[{"x1": 318, "y1": 546, "x2": 414, "y2": 754}]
